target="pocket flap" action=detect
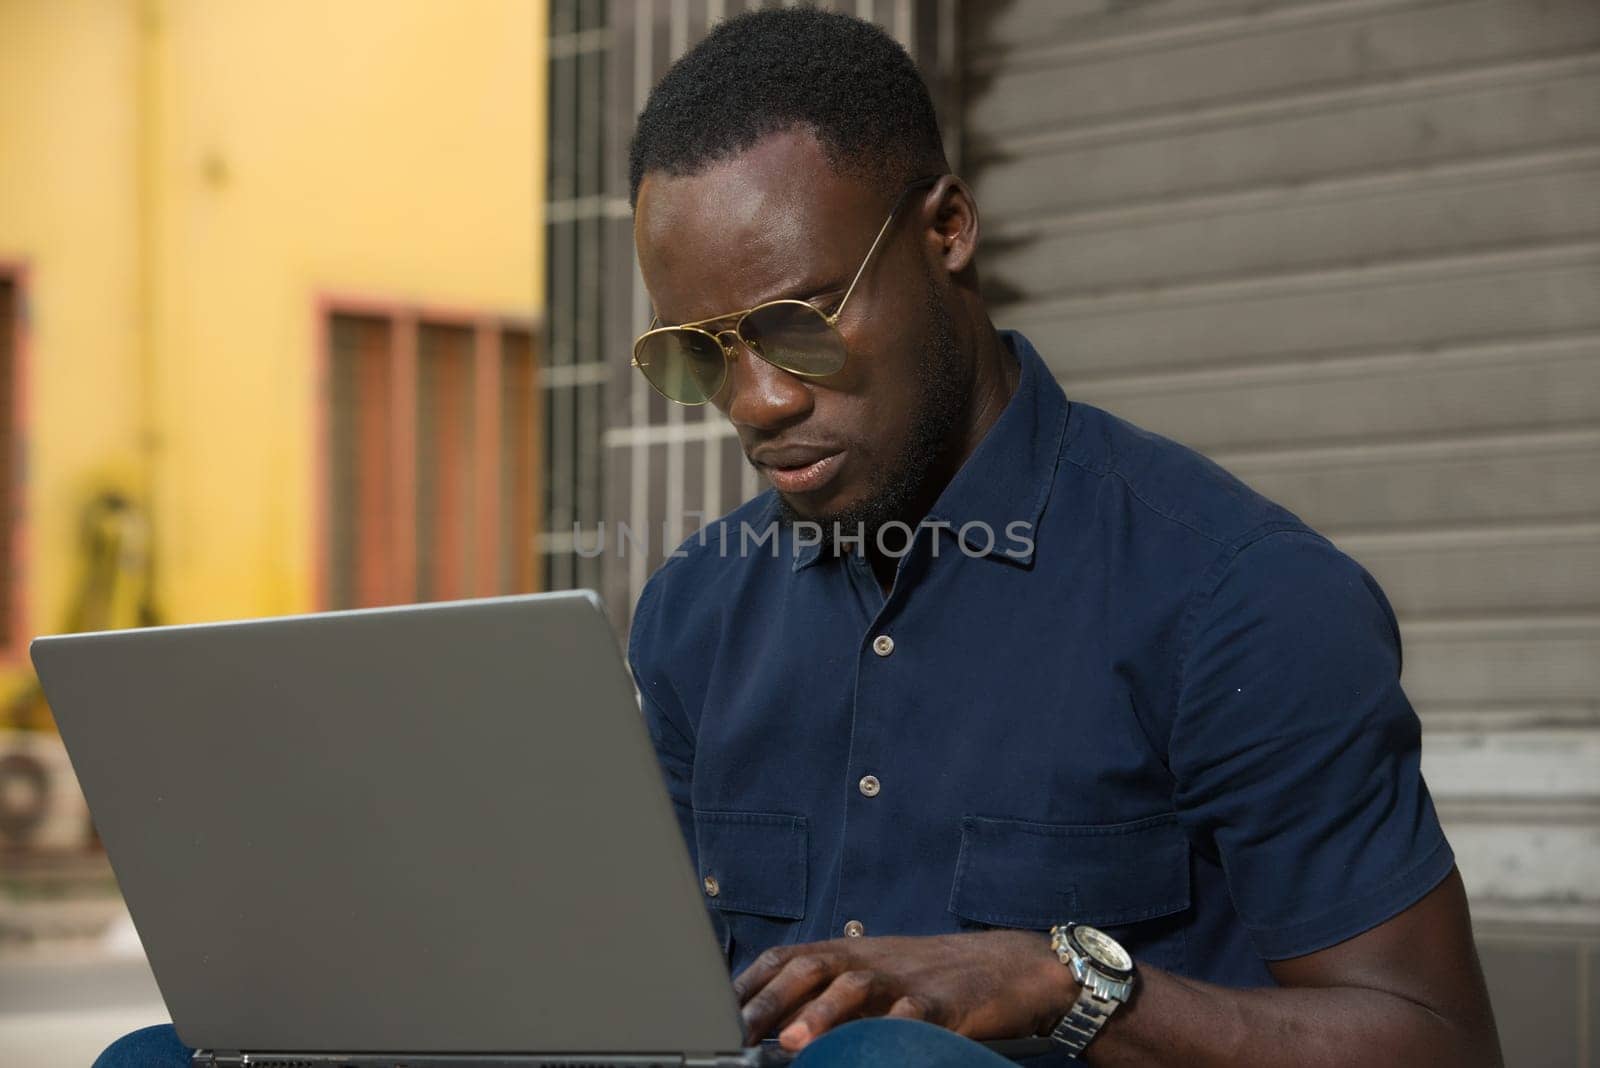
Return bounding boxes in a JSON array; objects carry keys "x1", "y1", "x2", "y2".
[
  {"x1": 694, "y1": 810, "x2": 808, "y2": 919},
  {"x1": 949, "y1": 813, "x2": 1190, "y2": 929}
]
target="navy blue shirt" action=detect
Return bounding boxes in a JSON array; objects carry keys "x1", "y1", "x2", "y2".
[{"x1": 629, "y1": 330, "x2": 1453, "y2": 995}]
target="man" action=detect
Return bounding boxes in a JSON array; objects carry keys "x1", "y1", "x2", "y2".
[
  {"x1": 96, "y1": 8, "x2": 1501, "y2": 1068},
  {"x1": 624, "y1": 7, "x2": 1501, "y2": 1066}
]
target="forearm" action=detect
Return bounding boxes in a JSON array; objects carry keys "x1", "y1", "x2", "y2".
[{"x1": 1077, "y1": 965, "x2": 1501, "y2": 1068}]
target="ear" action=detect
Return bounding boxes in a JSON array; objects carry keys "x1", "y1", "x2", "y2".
[{"x1": 922, "y1": 175, "x2": 979, "y2": 276}]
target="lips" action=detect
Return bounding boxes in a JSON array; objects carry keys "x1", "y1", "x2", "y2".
[{"x1": 751, "y1": 445, "x2": 847, "y2": 496}]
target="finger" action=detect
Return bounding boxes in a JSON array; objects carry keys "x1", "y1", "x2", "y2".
[
  {"x1": 886, "y1": 994, "x2": 933, "y2": 1022},
  {"x1": 777, "y1": 970, "x2": 887, "y2": 1051},
  {"x1": 732, "y1": 945, "x2": 797, "y2": 1004},
  {"x1": 740, "y1": 953, "x2": 839, "y2": 1042}
]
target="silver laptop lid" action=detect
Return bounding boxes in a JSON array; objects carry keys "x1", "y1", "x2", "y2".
[{"x1": 31, "y1": 591, "x2": 745, "y2": 1055}]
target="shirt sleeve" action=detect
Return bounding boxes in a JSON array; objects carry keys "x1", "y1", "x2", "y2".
[
  {"x1": 1168, "y1": 527, "x2": 1455, "y2": 960},
  {"x1": 627, "y1": 570, "x2": 699, "y2": 874}
]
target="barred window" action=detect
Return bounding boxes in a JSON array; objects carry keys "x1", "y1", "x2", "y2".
[
  {"x1": 323, "y1": 305, "x2": 540, "y2": 609},
  {"x1": 0, "y1": 270, "x2": 21, "y2": 655}
]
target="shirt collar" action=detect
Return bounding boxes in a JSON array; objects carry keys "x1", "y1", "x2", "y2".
[{"x1": 791, "y1": 329, "x2": 1069, "y2": 572}]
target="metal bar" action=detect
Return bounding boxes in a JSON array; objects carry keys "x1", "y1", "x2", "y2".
[{"x1": 474, "y1": 321, "x2": 502, "y2": 597}]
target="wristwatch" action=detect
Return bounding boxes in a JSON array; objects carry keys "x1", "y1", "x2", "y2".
[{"x1": 1045, "y1": 923, "x2": 1136, "y2": 1058}]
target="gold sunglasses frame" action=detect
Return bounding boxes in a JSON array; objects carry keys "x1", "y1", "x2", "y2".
[{"x1": 631, "y1": 174, "x2": 944, "y2": 406}]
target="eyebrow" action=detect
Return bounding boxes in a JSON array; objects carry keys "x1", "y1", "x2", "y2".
[{"x1": 664, "y1": 276, "x2": 848, "y2": 329}]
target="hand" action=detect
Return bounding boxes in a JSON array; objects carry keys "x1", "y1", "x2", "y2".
[{"x1": 732, "y1": 929, "x2": 1078, "y2": 1051}]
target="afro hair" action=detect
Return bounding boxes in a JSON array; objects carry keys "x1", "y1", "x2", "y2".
[{"x1": 628, "y1": 6, "x2": 949, "y2": 207}]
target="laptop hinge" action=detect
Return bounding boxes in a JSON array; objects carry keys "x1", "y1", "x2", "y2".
[{"x1": 192, "y1": 1051, "x2": 244, "y2": 1067}]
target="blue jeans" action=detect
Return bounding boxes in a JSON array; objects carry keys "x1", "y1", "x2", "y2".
[{"x1": 94, "y1": 1019, "x2": 1019, "y2": 1067}]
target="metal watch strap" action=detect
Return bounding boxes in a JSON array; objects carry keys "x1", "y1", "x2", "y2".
[
  {"x1": 1048, "y1": 986, "x2": 1121, "y2": 1058},
  {"x1": 1046, "y1": 924, "x2": 1135, "y2": 1059}
]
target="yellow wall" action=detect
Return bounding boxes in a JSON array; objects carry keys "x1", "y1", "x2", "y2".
[
  {"x1": 0, "y1": 2, "x2": 146, "y2": 677},
  {"x1": 0, "y1": 0, "x2": 545, "y2": 669}
]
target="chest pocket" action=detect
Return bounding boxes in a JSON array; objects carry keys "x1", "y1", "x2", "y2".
[
  {"x1": 694, "y1": 810, "x2": 808, "y2": 974},
  {"x1": 948, "y1": 813, "x2": 1191, "y2": 973}
]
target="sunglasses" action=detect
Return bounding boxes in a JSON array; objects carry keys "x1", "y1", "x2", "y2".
[{"x1": 632, "y1": 175, "x2": 944, "y2": 405}]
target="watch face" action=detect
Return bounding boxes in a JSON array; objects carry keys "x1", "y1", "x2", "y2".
[{"x1": 1073, "y1": 925, "x2": 1133, "y2": 973}]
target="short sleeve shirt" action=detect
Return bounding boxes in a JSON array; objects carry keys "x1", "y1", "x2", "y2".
[{"x1": 628, "y1": 329, "x2": 1453, "y2": 993}]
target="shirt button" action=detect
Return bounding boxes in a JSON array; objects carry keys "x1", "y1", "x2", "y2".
[
  {"x1": 843, "y1": 920, "x2": 865, "y2": 938},
  {"x1": 858, "y1": 774, "x2": 881, "y2": 798},
  {"x1": 872, "y1": 634, "x2": 894, "y2": 657},
  {"x1": 703, "y1": 875, "x2": 720, "y2": 898}
]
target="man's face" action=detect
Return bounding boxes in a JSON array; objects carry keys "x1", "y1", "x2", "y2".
[{"x1": 634, "y1": 129, "x2": 970, "y2": 534}]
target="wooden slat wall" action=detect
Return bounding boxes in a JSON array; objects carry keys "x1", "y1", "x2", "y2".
[{"x1": 962, "y1": 2, "x2": 1600, "y2": 1057}]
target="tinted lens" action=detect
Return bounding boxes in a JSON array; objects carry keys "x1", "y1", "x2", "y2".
[
  {"x1": 634, "y1": 329, "x2": 727, "y2": 404},
  {"x1": 739, "y1": 300, "x2": 847, "y2": 377}
]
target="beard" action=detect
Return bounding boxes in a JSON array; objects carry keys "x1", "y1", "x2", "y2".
[{"x1": 774, "y1": 280, "x2": 972, "y2": 551}]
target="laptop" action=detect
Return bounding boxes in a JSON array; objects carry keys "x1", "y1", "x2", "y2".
[{"x1": 32, "y1": 591, "x2": 1057, "y2": 1067}]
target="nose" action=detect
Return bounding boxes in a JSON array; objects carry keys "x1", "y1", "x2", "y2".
[{"x1": 718, "y1": 332, "x2": 813, "y2": 431}]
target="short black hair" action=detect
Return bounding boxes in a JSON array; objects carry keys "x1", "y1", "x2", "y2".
[{"x1": 628, "y1": 6, "x2": 948, "y2": 207}]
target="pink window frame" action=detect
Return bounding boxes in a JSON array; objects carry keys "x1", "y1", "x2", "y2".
[
  {"x1": 313, "y1": 295, "x2": 541, "y2": 611},
  {"x1": 0, "y1": 261, "x2": 30, "y2": 662}
]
